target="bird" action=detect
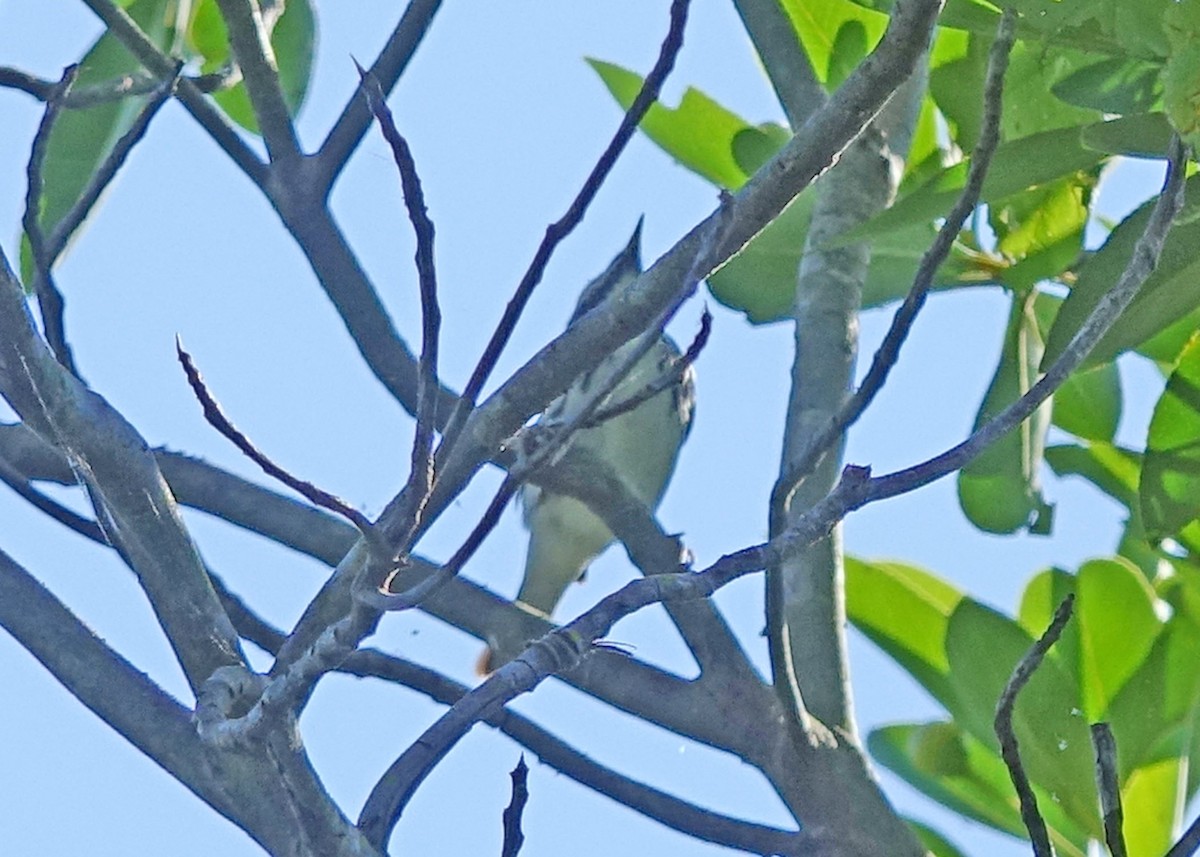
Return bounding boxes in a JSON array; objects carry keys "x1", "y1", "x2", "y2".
[{"x1": 477, "y1": 221, "x2": 695, "y2": 673}]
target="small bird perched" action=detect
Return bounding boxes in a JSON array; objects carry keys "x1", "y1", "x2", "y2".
[{"x1": 478, "y1": 222, "x2": 695, "y2": 673}]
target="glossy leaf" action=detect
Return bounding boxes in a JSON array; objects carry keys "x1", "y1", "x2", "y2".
[
  {"x1": 1120, "y1": 757, "x2": 1184, "y2": 857},
  {"x1": 1075, "y1": 557, "x2": 1160, "y2": 718},
  {"x1": 869, "y1": 722, "x2": 1089, "y2": 854},
  {"x1": 1042, "y1": 173, "x2": 1200, "y2": 369},
  {"x1": 1081, "y1": 113, "x2": 1174, "y2": 158},
  {"x1": 587, "y1": 59, "x2": 756, "y2": 189},
  {"x1": 1052, "y1": 362, "x2": 1122, "y2": 442},
  {"x1": 1052, "y1": 57, "x2": 1164, "y2": 114},
  {"x1": 1142, "y1": 336, "x2": 1200, "y2": 540},
  {"x1": 845, "y1": 558, "x2": 963, "y2": 706},
  {"x1": 1045, "y1": 441, "x2": 1141, "y2": 508},
  {"x1": 944, "y1": 600, "x2": 1099, "y2": 834},
  {"x1": 1017, "y1": 568, "x2": 1080, "y2": 686},
  {"x1": 958, "y1": 293, "x2": 1053, "y2": 534}
]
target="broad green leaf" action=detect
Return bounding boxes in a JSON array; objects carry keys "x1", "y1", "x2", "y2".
[
  {"x1": 187, "y1": 0, "x2": 316, "y2": 134},
  {"x1": 957, "y1": 292, "x2": 1054, "y2": 534},
  {"x1": 587, "y1": 59, "x2": 755, "y2": 189},
  {"x1": 1121, "y1": 757, "x2": 1185, "y2": 857},
  {"x1": 868, "y1": 723, "x2": 1026, "y2": 837},
  {"x1": 1104, "y1": 616, "x2": 1200, "y2": 778},
  {"x1": 854, "y1": 126, "x2": 1108, "y2": 242},
  {"x1": 845, "y1": 558, "x2": 963, "y2": 706},
  {"x1": 1164, "y1": 1, "x2": 1200, "y2": 150},
  {"x1": 869, "y1": 723, "x2": 1089, "y2": 854},
  {"x1": 779, "y1": 0, "x2": 888, "y2": 88},
  {"x1": 1043, "y1": 173, "x2": 1200, "y2": 369},
  {"x1": 945, "y1": 600, "x2": 1099, "y2": 833},
  {"x1": 1017, "y1": 568, "x2": 1079, "y2": 682},
  {"x1": 827, "y1": 20, "x2": 869, "y2": 90},
  {"x1": 929, "y1": 34, "x2": 986, "y2": 150},
  {"x1": 22, "y1": 0, "x2": 184, "y2": 283},
  {"x1": 1000, "y1": 42, "x2": 1104, "y2": 141},
  {"x1": 706, "y1": 192, "x2": 813, "y2": 323},
  {"x1": 988, "y1": 171, "x2": 1095, "y2": 292},
  {"x1": 1142, "y1": 336, "x2": 1200, "y2": 540},
  {"x1": 1052, "y1": 58, "x2": 1165, "y2": 114},
  {"x1": 1137, "y1": 303, "x2": 1200, "y2": 364},
  {"x1": 1052, "y1": 362, "x2": 1122, "y2": 442},
  {"x1": 1045, "y1": 441, "x2": 1141, "y2": 508},
  {"x1": 1081, "y1": 113, "x2": 1175, "y2": 158},
  {"x1": 1075, "y1": 557, "x2": 1160, "y2": 718}
]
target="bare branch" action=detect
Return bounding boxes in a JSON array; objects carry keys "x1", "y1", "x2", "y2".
[
  {"x1": 23, "y1": 64, "x2": 80, "y2": 375},
  {"x1": 355, "y1": 61, "x2": 442, "y2": 540},
  {"x1": 315, "y1": 0, "x2": 443, "y2": 193},
  {"x1": 79, "y1": 0, "x2": 268, "y2": 185},
  {"x1": 0, "y1": 250, "x2": 245, "y2": 694},
  {"x1": 776, "y1": 7, "x2": 1017, "y2": 505},
  {"x1": 1, "y1": 63, "x2": 233, "y2": 105},
  {"x1": 994, "y1": 594, "x2": 1075, "y2": 857},
  {"x1": 176, "y1": 340, "x2": 381, "y2": 542},
  {"x1": 435, "y1": 0, "x2": 694, "y2": 461},
  {"x1": 1091, "y1": 722, "x2": 1126, "y2": 857},
  {"x1": 500, "y1": 756, "x2": 529, "y2": 857},
  {"x1": 211, "y1": 0, "x2": 302, "y2": 162},
  {"x1": 731, "y1": 0, "x2": 826, "y2": 127}
]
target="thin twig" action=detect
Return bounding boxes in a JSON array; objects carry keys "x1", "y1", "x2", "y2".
[
  {"x1": 315, "y1": 0, "x2": 443, "y2": 193},
  {"x1": 355, "y1": 61, "x2": 441, "y2": 541},
  {"x1": 994, "y1": 594, "x2": 1075, "y2": 857},
  {"x1": 868, "y1": 135, "x2": 1187, "y2": 504},
  {"x1": 1166, "y1": 815, "x2": 1200, "y2": 857},
  {"x1": 211, "y1": 0, "x2": 302, "y2": 162},
  {"x1": 775, "y1": 7, "x2": 1017, "y2": 509},
  {"x1": 584, "y1": 307, "x2": 710, "y2": 429},
  {"x1": 43, "y1": 64, "x2": 181, "y2": 280},
  {"x1": 1090, "y1": 722, "x2": 1126, "y2": 857},
  {"x1": 501, "y1": 756, "x2": 529, "y2": 857},
  {"x1": 0, "y1": 64, "x2": 233, "y2": 106},
  {"x1": 175, "y1": 339, "x2": 378, "y2": 541},
  {"x1": 435, "y1": 0, "x2": 693, "y2": 463},
  {"x1": 0, "y1": 453, "x2": 106, "y2": 542},
  {"x1": 358, "y1": 476, "x2": 520, "y2": 612},
  {"x1": 23, "y1": 64, "x2": 80, "y2": 376},
  {"x1": 80, "y1": 0, "x2": 268, "y2": 186}
]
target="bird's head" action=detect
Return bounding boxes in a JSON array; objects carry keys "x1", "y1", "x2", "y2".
[{"x1": 568, "y1": 218, "x2": 644, "y2": 325}]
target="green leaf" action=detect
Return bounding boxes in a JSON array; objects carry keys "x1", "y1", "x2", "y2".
[
  {"x1": 854, "y1": 126, "x2": 1108, "y2": 242},
  {"x1": 1052, "y1": 362, "x2": 1122, "y2": 442},
  {"x1": 778, "y1": 0, "x2": 888, "y2": 88},
  {"x1": 705, "y1": 191, "x2": 813, "y2": 323},
  {"x1": 868, "y1": 723, "x2": 1026, "y2": 837},
  {"x1": 845, "y1": 558, "x2": 963, "y2": 707},
  {"x1": 587, "y1": 59, "x2": 757, "y2": 189},
  {"x1": 1120, "y1": 757, "x2": 1185, "y2": 857},
  {"x1": 1000, "y1": 42, "x2": 1105, "y2": 141},
  {"x1": 22, "y1": 0, "x2": 184, "y2": 283},
  {"x1": 1075, "y1": 557, "x2": 1160, "y2": 718},
  {"x1": 944, "y1": 600, "x2": 1099, "y2": 834},
  {"x1": 1043, "y1": 173, "x2": 1200, "y2": 369},
  {"x1": 827, "y1": 20, "x2": 869, "y2": 89},
  {"x1": 868, "y1": 723, "x2": 1089, "y2": 853},
  {"x1": 1052, "y1": 57, "x2": 1164, "y2": 114},
  {"x1": 957, "y1": 292, "x2": 1054, "y2": 534},
  {"x1": 1045, "y1": 441, "x2": 1141, "y2": 507},
  {"x1": 1104, "y1": 614, "x2": 1200, "y2": 779},
  {"x1": 1142, "y1": 336, "x2": 1200, "y2": 540},
  {"x1": 905, "y1": 819, "x2": 968, "y2": 857},
  {"x1": 187, "y1": 0, "x2": 316, "y2": 134},
  {"x1": 1081, "y1": 112, "x2": 1175, "y2": 158}
]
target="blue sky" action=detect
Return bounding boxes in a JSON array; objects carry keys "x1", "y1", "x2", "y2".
[{"x1": 0, "y1": 2, "x2": 1176, "y2": 855}]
